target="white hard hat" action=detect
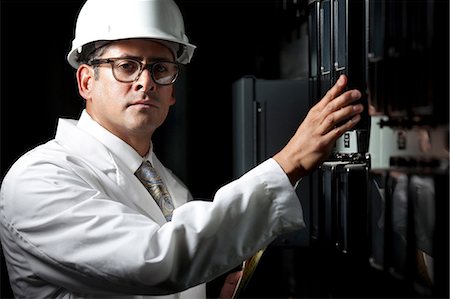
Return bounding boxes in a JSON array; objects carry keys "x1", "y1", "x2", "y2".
[{"x1": 67, "y1": 0, "x2": 196, "y2": 69}]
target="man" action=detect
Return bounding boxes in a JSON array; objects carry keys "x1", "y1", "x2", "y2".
[{"x1": 0, "y1": 0, "x2": 363, "y2": 298}]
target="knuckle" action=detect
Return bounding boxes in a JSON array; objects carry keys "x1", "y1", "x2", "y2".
[
  {"x1": 346, "y1": 105, "x2": 355, "y2": 115},
  {"x1": 327, "y1": 103, "x2": 335, "y2": 112},
  {"x1": 309, "y1": 105, "x2": 319, "y2": 114},
  {"x1": 327, "y1": 115, "x2": 335, "y2": 124}
]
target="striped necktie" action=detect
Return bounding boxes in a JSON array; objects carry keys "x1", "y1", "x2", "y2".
[{"x1": 135, "y1": 160, "x2": 175, "y2": 221}]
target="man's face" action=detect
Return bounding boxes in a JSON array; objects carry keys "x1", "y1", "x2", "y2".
[{"x1": 81, "y1": 39, "x2": 176, "y2": 145}]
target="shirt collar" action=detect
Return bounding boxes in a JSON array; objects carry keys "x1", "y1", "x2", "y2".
[{"x1": 76, "y1": 109, "x2": 152, "y2": 173}]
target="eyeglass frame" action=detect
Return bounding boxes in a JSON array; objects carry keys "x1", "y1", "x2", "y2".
[{"x1": 88, "y1": 57, "x2": 181, "y2": 85}]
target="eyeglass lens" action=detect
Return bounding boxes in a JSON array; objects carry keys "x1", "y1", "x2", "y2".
[{"x1": 113, "y1": 59, "x2": 178, "y2": 85}]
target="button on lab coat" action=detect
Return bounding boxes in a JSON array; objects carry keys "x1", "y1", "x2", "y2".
[{"x1": 0, "y1": 117, "x2": 304, "y2": 298}]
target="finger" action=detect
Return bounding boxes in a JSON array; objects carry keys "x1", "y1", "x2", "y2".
[
  {"x1": 319, "y1": 103, "x2": 363, "y2": 134},
  {"x1": 322, "y1": 113, "x2": 362, "y2": 144},
  {"x1": 328, "y1": 89, "x2": 362, "y2": 112},
  {"x1": 315, "y1": 75, "x2": 347, "y2": 110},
  {"x1": 337, "y1": 113, "x2": 361, "y2": 136},
  {"x1": 317, "y1": 89, "x2": 362, "y2": 126}
]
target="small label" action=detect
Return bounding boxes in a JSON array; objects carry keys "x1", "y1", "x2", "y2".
[{"x1": 344, "y1": 132, "x2": 350, "y2": 148}]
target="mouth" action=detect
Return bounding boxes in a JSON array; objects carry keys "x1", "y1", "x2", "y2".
[{"x1": 128, "y1": 100, "x2": 158, "y2": 109}]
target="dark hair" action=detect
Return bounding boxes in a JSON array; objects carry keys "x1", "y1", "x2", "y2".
[
  {"x1": 76, "y1": 42, "x2": 109, "y2": 65},
  {"x1": 76, "y1": 42, "x2": 110, "y2": 80}
]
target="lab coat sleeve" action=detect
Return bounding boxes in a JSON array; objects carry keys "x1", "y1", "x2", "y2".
[{"x1": 0, "y1": 149, "x2": 304, "y2": 296}]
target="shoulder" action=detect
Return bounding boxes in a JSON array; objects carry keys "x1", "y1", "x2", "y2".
[
  {"x1": 1, "y1": 138, "x2": 99, "y2": 201},
  {"x1": 3, "y1": 139, "x2": 72, "y2": 177}
]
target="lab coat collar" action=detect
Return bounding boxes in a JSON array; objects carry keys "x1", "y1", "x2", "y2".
[
  {"x1": 77, "y1": 110, "x2": 146, "y2": 174},
  {"x1": 54, "y1": 117, "x2": 168, "y2": 224},
  {"x1": 77, "y1": 109, "x2": 172, "y2": 193},
  {"x1": 55, "y1": 118, "x2": 116, "y2": 174}
]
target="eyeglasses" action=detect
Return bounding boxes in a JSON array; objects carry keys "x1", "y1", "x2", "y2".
[{"x1": 88, "y1": 57, "x2": 180, "y2": 85}]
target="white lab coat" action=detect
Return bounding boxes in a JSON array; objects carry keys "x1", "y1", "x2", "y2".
[{"x1": 0, "y1": 114, "x2": 304, "y2": 299}]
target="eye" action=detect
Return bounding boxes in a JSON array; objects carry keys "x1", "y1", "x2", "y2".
[
  {"x1": 115, "y1": 59, "x2": 139, "y2": 75},
  {"x1": 153, "y1": 62, "x2": 170, "y2": 74}
]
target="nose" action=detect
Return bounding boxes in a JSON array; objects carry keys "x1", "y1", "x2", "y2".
[{"x1": 134, "y1": 67, "x2": 156, "y2": 92}]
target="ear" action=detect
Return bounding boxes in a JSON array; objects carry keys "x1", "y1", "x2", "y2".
[
  {"x1": 76, "y1": 64, "x2": 94, "y2": 101},
  {"x1": 169, "y1": 86, "x2": 176, "y2": 106}
]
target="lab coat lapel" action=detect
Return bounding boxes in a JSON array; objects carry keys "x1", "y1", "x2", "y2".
[
  {"x1": 55, "y1": 118, "x2": 167, "y2": 225},
  {"x1": 113, "y1": 158, "x2": 167, "y2": 225},
  {"x1": 151, "y1": 154, "x2": 192, "y2": 208}
]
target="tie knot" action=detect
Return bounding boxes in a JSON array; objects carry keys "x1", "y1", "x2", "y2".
[{"x1": 136, "y1": 161, "x2": 161, "y2": 184}]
